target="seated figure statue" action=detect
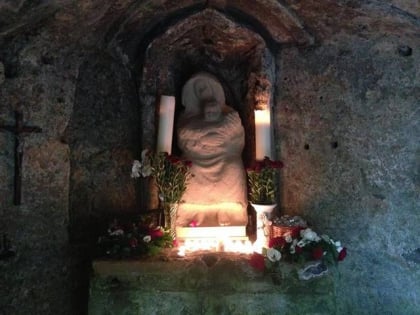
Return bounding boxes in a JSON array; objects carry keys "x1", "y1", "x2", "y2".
[{"x1": 176, "y1": 73, "x2": 248, "y2": 227}]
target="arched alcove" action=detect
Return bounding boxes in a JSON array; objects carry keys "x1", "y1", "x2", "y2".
[
  {"x1": 66, "y1": 1, "x2": 314, "y2": 238},
  {"x1": 138, "y1": 9, "x2": 274, "y2": 164}
]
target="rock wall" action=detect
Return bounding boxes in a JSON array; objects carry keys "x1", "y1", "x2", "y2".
[{"x1": 277, "y1": 21, "x2": 420, "y2": 315}]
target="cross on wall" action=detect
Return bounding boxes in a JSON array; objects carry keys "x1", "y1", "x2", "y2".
[{"x1": 0, "y1": 111, "x2": 42, "y2": 205}]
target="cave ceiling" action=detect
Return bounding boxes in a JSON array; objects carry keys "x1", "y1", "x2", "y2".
[{"x1": 0, "y1": 0, "x2": 418, "y2": 61}]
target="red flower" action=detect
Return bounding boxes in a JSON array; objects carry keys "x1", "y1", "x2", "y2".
[
  {"x1": 291, "y1": 226, "x2": 304, "y2": 238},
  {"x1": 249, "y1": 253, "x2": 265, "y2": 271},
  {"x1": 295, "y1": 246, "x2": 303, "y2": 254},
  {"x1": 173, "y1": 239, "x2": 179, "y2": 247},
  {"x1": 184, "y1": 160, "x2": 192, "y2": 168},
  {"x1": 248, "y1": 160, "x2": 264, "y2": 172},
  {"x1": 149, "y1": 227, "x2": 164, "y2": 239},
  {"x1": 271, "y1": 160, "x2": 284, "y2": 169},
  {"x1": 168, "y1": 155, "x2": 180, "y2": 164},
  {"x1": 312, "y1": 247, "x2": 324, "y2": 260},
  {"x1": 269, "y1": 237, "x2": 286, "y2": 248},
  {"x1": 338, "y1": 247, "x2": 347, "y2": 261},
  {"x1": 129, "y1": 237, "x2": 138, "y2": 248}
]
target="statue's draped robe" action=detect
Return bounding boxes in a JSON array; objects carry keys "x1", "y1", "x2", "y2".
[{"x1": 176, "y1": 108, "x2": 248, "y2": 227}]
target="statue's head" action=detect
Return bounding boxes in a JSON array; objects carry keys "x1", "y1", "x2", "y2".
[
  {"x1": 181, "y1": 72, "x2": 226, "y2": 117},
  {"x1": 203, "y1": 99, "x2": 222, "y2": 122}
]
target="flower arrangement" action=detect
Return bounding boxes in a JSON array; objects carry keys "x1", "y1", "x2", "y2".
[
  {"x1": 96, "y1": 218, "x2": 174, "y2": 259},
  {"x1": 246, "y1": 156, "x2": 284, "y2": 205},
  {"x1": 249, "y1": 226, "x2": 347, "y2": 280},
  {"x1": 131, "y1": 149, "x2": 192, "y2": 204},
  {"x1": 131, "y1": 149, "x2": 192, "y2": 236}
]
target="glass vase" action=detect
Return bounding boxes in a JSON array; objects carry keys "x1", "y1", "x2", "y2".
[{"x1": 163, "y1": 202, "x2": 178, "y2": 240}]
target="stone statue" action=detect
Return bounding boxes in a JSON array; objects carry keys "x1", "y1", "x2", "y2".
[{"x1": 176, "y1": 73, "x2": 248, "y2": 227}]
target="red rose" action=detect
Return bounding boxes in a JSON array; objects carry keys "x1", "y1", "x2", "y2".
[
  {"x1": 269, "y1": 237, "x2": 286, "y2": 248},
  {"x1": 168, "y1": 155, "x2": 180, "y2": 164},
  {"x1": 312, "y1": 247, "x2": 324, "y2": 260},
  {"x1": 248, "y1": 161, "x2": 261, "y2": 172},
  {"x1": 295, "y1": 246, "x2": 303, "y2": 254},
  {"x1": 184, "y1": 160, "x2": 192, "y2": 168},
  {"x1": 338, "y1": 247, "x2": 347, "y2": 261},
  {"x1": 173, "y1": 239, "x2": 179, "y2": 247},
  {"x1": 291, "y1": 226, "x2": 304, "y2": 238},
  {"x1": 272, "y1": 160, "x2": 284, "y2": 169},
  {"x1": 249, "y1": 253, "x2": 265, "y2": 271},
  {"x1": 149, "y1": 227, "x2": 164, "y2": 239}
]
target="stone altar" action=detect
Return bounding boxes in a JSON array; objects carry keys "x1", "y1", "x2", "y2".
[{"x1": 88, "y1": 251, "x2": 337, "y2": 314}]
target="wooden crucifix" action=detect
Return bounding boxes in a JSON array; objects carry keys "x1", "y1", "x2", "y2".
[{"x1": 0, "y1": 111, "x2": 42, "y2": 205}]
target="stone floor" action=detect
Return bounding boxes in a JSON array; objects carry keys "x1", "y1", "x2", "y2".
[{"x1": 89, "y1": 250, "x2": 337, "y2": 315}]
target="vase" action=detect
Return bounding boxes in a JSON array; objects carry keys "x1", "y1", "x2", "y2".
[
  {"x1": 251, "y1": 203, "x2": 277, "y2": 253},
  {"x1": 163, "y1": 202, "x2": 178, "y2": 240}
]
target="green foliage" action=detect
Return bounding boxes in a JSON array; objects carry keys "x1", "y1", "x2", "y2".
[
  {"x1": 151, "y1": 152, "x2": 191, "y2": 204},
  {"x1": 247, "y1": 157, "x2": 284, "y2": 204}
]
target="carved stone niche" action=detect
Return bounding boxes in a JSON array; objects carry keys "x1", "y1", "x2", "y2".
[
  {"x1": 127, "y1": 4, "x2": 313, "y2": 210},
  {"x1": 139, "y1": 8, "x2": 274, "y2": 168}
]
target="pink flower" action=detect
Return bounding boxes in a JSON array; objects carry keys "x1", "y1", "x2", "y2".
[{"x1": 189, "y1": 220, "x2": 198, "y2": 227}]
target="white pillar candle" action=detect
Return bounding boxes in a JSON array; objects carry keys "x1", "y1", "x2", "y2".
[
  {"x1": 254, "y1": 109, "x2": 272, "y2": 160},
  {"x1": 156, "y1": 95, "x2": 175, "y2": 154}
]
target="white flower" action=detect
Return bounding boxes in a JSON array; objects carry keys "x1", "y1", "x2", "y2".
[
  {"x1": 141, "y1": 149, "x2": 148, "y2": 160},
  {"x1": 321, "y1": 234, "x2": 331, "y2": 242},
  {"x1": 267, "y1": 248, "x2": 282, "y2": 262},
  {"x1": 131, "y1": 160, "x2": 142, "y2": 178},
  {"x1": 143, "y1": 235, "x2": 151, "y2": 243},
  {"x1": 109, "y1": 229, "x2": 124, "y2": 236},
  {"x1": 285, "y1": 235, "x2": 293, "y2": 243},
  {"x1": 300, "y1": 228, "x2": 321, "y2": 242},
  {"x1": 140, "y1": 149, "x2": 153, "y2": 177},
  {"x1": 141, "y1": 163, "x2": 153, "y2": 177},
  {"x1": 297, "y1": 239, "x2": 307, "y2": 247},
  {"x1": 290, "y1": 239, "x2": 298, "y2": 254}
]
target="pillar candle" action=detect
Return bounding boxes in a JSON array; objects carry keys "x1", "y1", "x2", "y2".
[
  {"x1": 254, "y1": 109, "x2": 272, "y2": 160},
  {"x1": 157, "y1": 95, "x2": 175, "y2": 154}
]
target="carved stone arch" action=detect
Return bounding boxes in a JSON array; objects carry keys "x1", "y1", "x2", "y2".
[
  {"x1": 100, "y1": 1, "x2": 314, "y2": 209},
  {"x1": 137, "y1": 8, "x2": 279, "y2": 165}
]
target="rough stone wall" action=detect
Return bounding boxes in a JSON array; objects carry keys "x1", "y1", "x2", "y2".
[
  {"x1": 276, "y1": 18, "x2": 420, "y2": 315},
  {"x1": 0, "y1": 31, "x2": 82, "y2": 314},
  {"x1": 66, "y1": 52, "x2": 141, "y2": 242}
]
